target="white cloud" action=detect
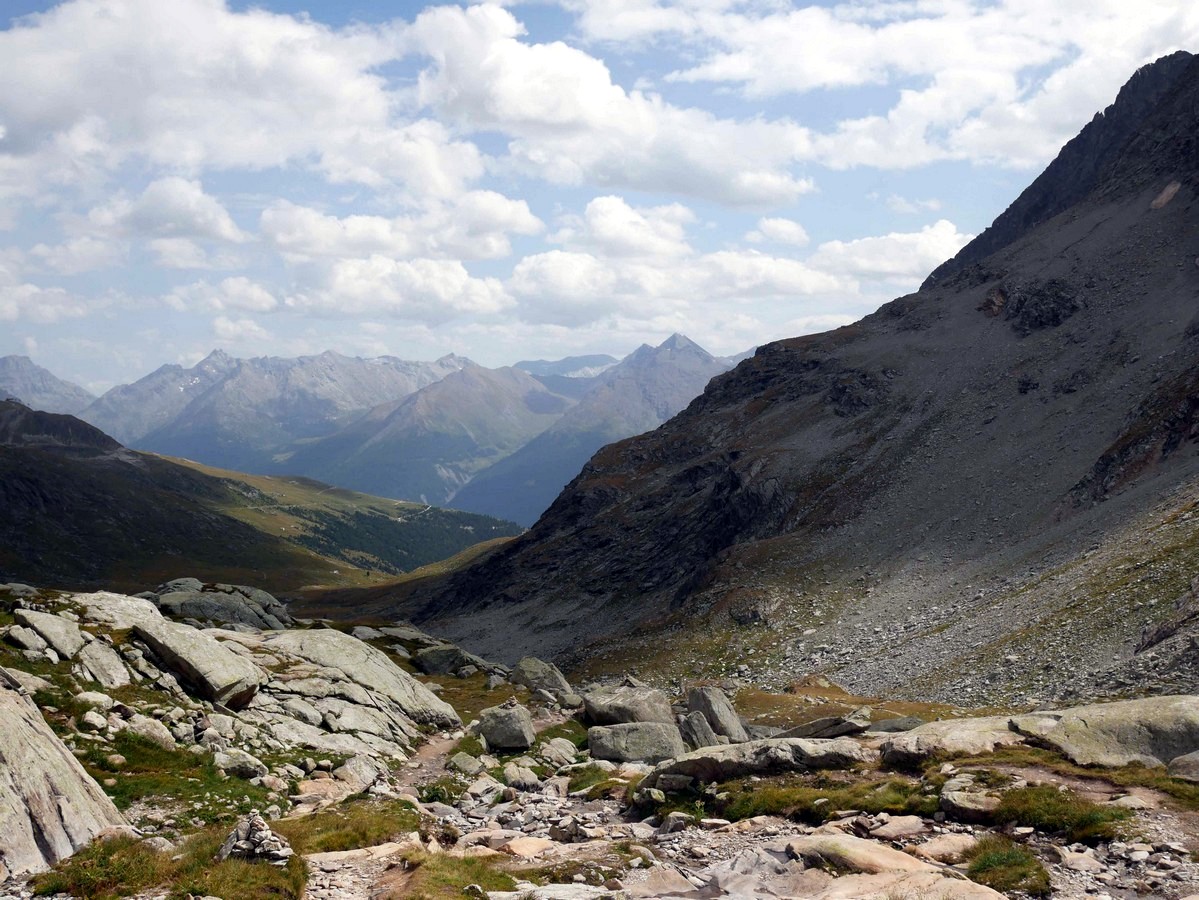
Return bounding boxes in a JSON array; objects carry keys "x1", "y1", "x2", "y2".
[
  {"x1": 550, "y1": 196, "x2": 694, "y2": 259},
  {"x1": 0, "y1": 282, "x2": 89, "y2": 323},
  {"x1": 746, "y1": 217, "x2": 810, "y2": 247},
  {"x1": 147, "y1": 237, "x2": 241, "y2": 270},
  {"x1": 285, "y1": 256, "x2": 511, "y2": 322},
  {"x1": 30, "y1": 236, "x2": 122, "y2": 273},
  {"x1": 884, "y1": 194, "x2": 942, "y2": 214},
  {"x1": 260, "y1": 191, "x2": 542, "y2": 261},
  {"x1": 166, "y1": 276, "x2": 278, "y2": 313},
  {"x1": 213, "y1": 315, "x2": 271, "y2": 344},
  {"x1": 408, "y1": 4, "x2": 816, "y2": 205},
  {"x1": 90, "y1": 177, "x2": 247, "y2": 242},
  {"x1": 808, "y1": 219, "x2": 971, "y2": 283}
]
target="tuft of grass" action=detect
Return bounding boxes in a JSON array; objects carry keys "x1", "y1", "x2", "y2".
[
  {"x1": 964, "y1": 835, "x2": 1050, "y2": 897},
  {"x1": 536, "y1": 718, "x2": 588, "y2": 751},
  {"x1": 721, "y1": 774, "x2": 937, "y2": 823},
  {"x1": 388, "y1": 849, "x2": 516, "y2": 900},
  {"x1": 77, "y1": 731, "x2": 275, "y2": 824},
  {"x1": 567, "y1": 764, "x2": 616, "y2": 794},
  {"x1": 419, "y1": 776, "x2": 466, "y2": 805},
  {"x1": 273, "y1": 798, "x2": 421, "y2": 854},
  {"x1": 994, "y1": 785, "x2": 1130, "y2": 844},
  {"x1": 32, "y1": 830, "x2": 306, "y2": 900}
]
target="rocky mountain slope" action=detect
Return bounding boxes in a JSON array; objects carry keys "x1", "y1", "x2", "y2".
[
  {"x1": 0, "y1": 400, "x2": 518, "y2": 592},
  {"x1": 371, "y1": 52, "x2": 1199, "y2": 704},
  {"x1": 0, "y1": 355, "x2": 95, "y2": 415},
  {"x1": 453, "y1": 335, "x2": 734, "y2": 525}
]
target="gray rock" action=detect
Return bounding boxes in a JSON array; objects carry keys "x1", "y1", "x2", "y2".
[
  {"x1": 880, "y1": 716, "x2": 1025, "y2": 767},
  {"x1": 449, "y1": 752, "x2": 485, "y2": 776},
  {"x1": 640, "y1": 738, "x2": 877, "y2": 791},
  {"x1": 2, "y1": 666, "x2": 52, "y2": 695},
  {"x1": 77, "y1": 641, "x2": 131, "y2": 689},
  {"x1": 868, "y1": 716, "x2": 925, "y2": 734},
  {"x1": 413, "y1": 644, "x2": 479, "y2": 675},
  {"x1": 123, "y1": 714, "x2": 176, "y2": 749},
  {"x1": 583, "y1": 681, "x2": 674, "y2": 725},
  {"x1": 70, "y1": 592, "x2": 163, "y2": 630},
  {"x1": 14, "y1": 609, "x2": 84, "y2": 659},
  {"x1": 687, "y1": 686, "x2": 749, "y2": 742},
  {"x1": 155, "y1": 584, "x2": 290, "y2": 630},
  {"x1": 1168, "y1": 749, "x2": 1199, "y2": 782},
  {"x1": 510, "y1": 657, "x2": 573, "y2": 698},
  {"x1": 780, "y1": 706, "x2": 872, "y2": 739},
  {"x1": 588, "y1": 722, "x2": 686, "y2": 764},
  {"x1": 479, "y1": 700, "x2": 536, "y2": 752},
  {"x1": 1010, "y1": 695, "x2": 1199, "y2": 767},
  {"x1": 215, "y1": 748, "x2": 269, "y2": 779},
  {"x1": 332, "y1": 754, "x2": 385, "y2": 791},
  {"x1": 678, "y1": 710, "x2": 721, "y2": 750},
  {"x1": 74, "y1": 691, "x2": 114, "y2": 710},
  {"x1": 940, "y1": 791, "x2": 1001, "y2": 824},
  {"x1": 267, "y1": 630, "x2": 459, "y2": 728},
  {"x1": 350, "y1": 626, "x2": 385, "y2": 640},
  {"x1": 133, "y1": 619, "x2": 262, "y2": 709},
  {"x1": 6, "y1": 624, "x2": 48, "y2": 653},
  {"x1": 0, "y1": 673, "x2": 127, "y2": 876},
  {"x1": 503, "y1": 761, "x2": 542, "y2": 791}
]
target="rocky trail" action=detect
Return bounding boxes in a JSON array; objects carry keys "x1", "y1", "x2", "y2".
[{"x1": 8, "y1": 582, "x2": 1199, "y2": 898}]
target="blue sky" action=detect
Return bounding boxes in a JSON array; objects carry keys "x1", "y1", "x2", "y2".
[{"x1": 1, "y1": 0, "x2": 1196, "y2": 392}]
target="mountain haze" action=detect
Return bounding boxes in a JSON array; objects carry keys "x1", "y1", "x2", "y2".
[
  {"x1": 377, "y1": 52, "x2": 1199, "y2": 704},
  {"x1": 0, "y1": 356, "x2": 95, "y2": 415},
  {"x1": 453, "y1": 334, "x2": 735, "y2": 525}
]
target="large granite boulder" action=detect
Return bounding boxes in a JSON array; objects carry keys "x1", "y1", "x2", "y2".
[
  {"x1": 267, "y1": 629, "x2": 459, "y2": 728},
  {"x1": 0, "y1": 673, "x2": 127, "y2": 876},
  {"x1": 880, "y1": 716, "x2": 1025, "y2": 768},
  {"x1": 583, "y1": 680, "x2": 674, "y2": 725},
  {"x1": 1010, "y1": 695, "x2": 1199, "y2": 767},
  {"x1": 780, "y1": 706, "x2": 873, "y2": 739},
  {"x1": 133, "y1": 619, "x2": 263, "y2": 709},
  {"x1": 510, "y1": 657, "x2": 573, "y2": 698},
  {"x1": 413, "y1": 643, "x2": 485, "y2": 675},
  {"x1": 640, "y1": 738, "x2": 877, "y2": 791},
  {"x1": 687, "y1": 686, "x2": 749, "y2": 742},
  {"x1": 69, "y1": 591, "x2": 164, "y2": 630},
  {"x1": 479, "y1": 699, "x2": 536, "y2": 752},
  {"x1": 13, "y1": 609, "x2": 84, "y2": 659},
  {"x1": 152, "y1": 580, "x2": 293, "y2": 630},
  {"x1": 76, "y1": 640, "x2": 131, "y2": 689},
  {"x1": 588, "y1": 722, "x2": 686, "y2": 764},
  {"x1": 678, "y1": 710, "x2": 722, "y2": 750}
]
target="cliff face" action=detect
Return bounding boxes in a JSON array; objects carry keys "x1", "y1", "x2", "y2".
[{"x1": 370, "y1": 54, "x2": 1199, "y2": 702}]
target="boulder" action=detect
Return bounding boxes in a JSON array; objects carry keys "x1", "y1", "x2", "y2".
[
  {"x1": 5, "y1": 625, "x2": 47, "y2": 653},
  {"x1": 413, "y1": 644, "x2": 480, "y2": 675},
  {"x1": 582, "y1": 681, "x2": 673, "y2": 725},
  {"x1": 155, "y1": 587, "x2": 289, "y2": 630},
  {"x1": 133, "y1": 619, "x2": 262, "y2": 709},
  {"x1": 69, "y1": 591, "x2": 164, "y2": 630},
  {"x1": 123, "y1": 714, "x2": 177, "y2": 750},
  {"x1": 688, "y1": 686, "x2": 749, "y2": 742},
  {"x1": 1169, "y1": 749, "x2": 1199, "y2": 782},
  {"x1": 510, "y1": 657, "x2": 573, "y2": 698},
  {"x1": 940, "y1": 791, "x2": 1000, "y2": 824},
  {"x1": 910, "y1": 833, "x2": 978, "y2": 863},
  {"x1": 679, "y1": 710, "x2": 722, "y2": 750},
  {"x1": 785, "y1": 833, "x2": 936, "y2": 874},
  {"x1": 13, "y1": 609, "x2": 84, "y2": 659},
  {"x1": 1010, "y1": 695, "x2": 1199, "y2": 767},
  {"x1": 880, "y1": 716, "x2": 1025, "y2": 767},
  {"x1": 781, "y1": 706, "x2": 872, "y2": 739},
  {"x1": 588, "y1": 723, "x2": 686, "y2": 764},
  {"x1": 2, "y1": 666, "x2": 52, "y2": 695},
  {"x1": 479, "y1": 699, "x2": 536, "y2": 752},
  {"x1": 0, "y1": 674, "x2": 127, "y2": 876},
  {"x1": 868, "y1": 716, "x2": 925, "y2": 734},
  {"x1": 868, "y1": 815, "x2": 928, "y2": 841},
  {"x1": 811, "y1": 871, "x2": 1005, "y2": 899},
  {"x1": 449, "y1": 752, "x2": 485, "y2": 776},
  {"x1": 502, "y1": 761, "x2": 542, "y2": 791},
  {"x1": 640, "y1": 738, "x2": 877, "y2": 791},
  {"x1": 267, "y1": 630, "x2": 459, "y2": 727},
  {"x1": 214, "y1": 748, "x2": 269, "y2": 779},
  {"x1": 332, "y1": 754, "x2": 386, "y2": 791},
  {"x1": 76, "y1": 641, "x2": 131, "y2": 689}
]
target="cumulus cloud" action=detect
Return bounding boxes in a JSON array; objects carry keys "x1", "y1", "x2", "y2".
[
  {"x1": 808, "y1": 219, "x2": 971, "y2": 283},
  {"x1": 408, "y1": 4, "x2": 816, "y2": 205},
  {"x1": 260, "y1": 191, "x2": 542, "y2": 261},
  {"x1": 286, "y1": 256, "x2": 511, "y2": 323},
  {"x1": 213, "y1": 315, "x2": 272, "y2": 343},
  {"x1": 30, "y1": 236, "x2": 123, "y2": 274},
  {"x1": 166, "y1": 276, "x2": 279, "y2": 313},
  {"x1": 90, "y1": 177, "x2": 247, "y2": 242},
  {"x1": 746, "y1": 217, "x2": 810, "y2": 247},
  {"x1": 550, "y1": 196, "x2": 694, "y2": 259}
]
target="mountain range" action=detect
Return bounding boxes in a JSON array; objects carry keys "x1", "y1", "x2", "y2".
[
  {"x1": 1, "y1": 335, "x2": 737, "y2": 526},
  {"x1": 345, "y1": 50, "x2": 1199, "y2": 706}
]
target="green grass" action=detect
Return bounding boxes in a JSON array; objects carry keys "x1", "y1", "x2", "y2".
[
  {"x1": 273, "y1": 798, "x2": 421, "y2": 854},
  {"x1": 536, "y1": 718, "x2": 588, "y2": 750},
  {"x1": 79, "y1": 731, "x2": 275, "y2": 825},
  {"x1": 994, "y1": 785, "x2": 1130, "y2": 844},
  {"x1": 964, "y1": 835, "x2": 1050, "y2": 897},
  {"x1": 419, "y1": 776, "x2": 467, "y2": 805},
  {"x1": 720, "y1": 774, "x2": 938, "y2": 823},
  {"x1": 393, "y1": 849, "x2": 517, "y2": 900},
  {"x1": 567, "y1": 763, "x2": 616, "y2": 794},
  {"x1": 32, "y1": 830, "x2": 307, "y2": 900}
]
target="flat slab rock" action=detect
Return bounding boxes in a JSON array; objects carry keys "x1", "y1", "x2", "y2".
[
  {"x1": 640, "y1": 737, "x2": 876, "y2": 790},
  {"x1": 880, "y1": 715, "x2": 1025, "y2": 766},
  {"x1": 133, "y1": 618, "x2": 262, "y2": 709},
  {"x1": 0, "y1": 675, "x2": 127, "y2": 876}
]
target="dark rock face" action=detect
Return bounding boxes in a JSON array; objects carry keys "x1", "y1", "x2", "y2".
[
  {"x1": 924, "y1": 50, "x2": 1195, "y2": 286},
  {"x1": 372, "y1": 54, "x2": 1199, "y2": 703}
]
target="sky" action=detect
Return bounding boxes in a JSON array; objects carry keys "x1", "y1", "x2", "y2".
[{"x1": 1, "y1": 1, "x2": 1197, "y2": 393}]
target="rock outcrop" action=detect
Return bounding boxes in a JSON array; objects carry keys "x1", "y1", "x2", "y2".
[
  {"x1": 587, "y1": 722, "x2": 686, "y2": 763},
  {"x1": 583, "y1": 680, "x2": 674, "y2": 725},
  {"x1": 639, "y1": 738, "x2": 877, "y2": 792},
  {"x1": 0, "y1": 672, "x2": 127, "y2": 876},
  {"x1": 133, "y1": 619, "x2": 263, "y2": 709}
]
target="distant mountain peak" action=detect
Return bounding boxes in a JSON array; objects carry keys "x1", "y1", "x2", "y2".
[
  {"x1": 0, "y1": 355, "x2": 96, "y2": 415},
  {"x1": 658, "y1": 333, "x2": 702, "y2": 352}
]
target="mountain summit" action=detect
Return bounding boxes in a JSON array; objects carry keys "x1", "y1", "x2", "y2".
[{"x1": 383, "y1": 52, "x2": 1199, "y2": 703}]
